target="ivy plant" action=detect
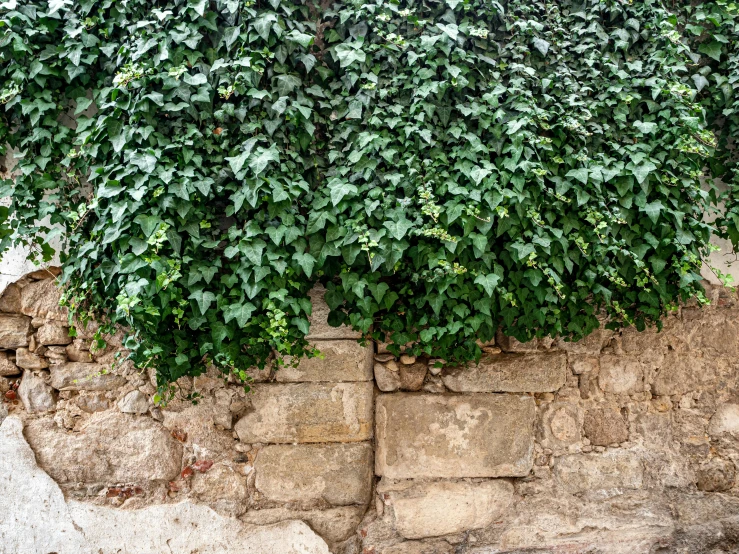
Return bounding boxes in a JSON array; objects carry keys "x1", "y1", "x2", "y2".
[{"x1": 0, "y1": 0, "x2": 735, "y2": 398}]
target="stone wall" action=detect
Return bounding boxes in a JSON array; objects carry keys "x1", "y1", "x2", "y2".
[{"x1": 3, "y1": 273, "x2": 739, "y2": 553}]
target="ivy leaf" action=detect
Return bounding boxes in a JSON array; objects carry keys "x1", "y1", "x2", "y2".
[
  {"x1": 474, "y1": 273, "x2": 501, "y2": 296},
  {"x1": 631, "y1": 161, "x2": 657, "y2": 184},
  {"x1": 699, "y1": 40, "x2": 723, "y2": 61},
  {"x1": 532, "y1": 38, "x2": 550, "y2": 55},
  {"x1": 643, "y1": 201, "x2": 663, "y2": 224},
  {"x1": 566, "y1": 168, "x2": 588, "y2": 184},
  {"x1": 633, "y1": 121, "x2": 657, "y2": 134},
  {"x1": 334, "y1": 43, "x2": 366, "y2": 68},
  {"x1": 189, "y1": 290, "x2": 216, "y2": 315},
  {"x1": 384, "y1": 218, "x2": 413, "y2": 240},
  {"x1": 293, "y1": 252, "x2": 316, "y2": 277},
  {"x1": 692, "y1": 74, "x2": 709, "y2": 92},
  {"x1": 328, "y1": 178, "x2": 358, "y2": 206},
  {"x1": 224, "y1": 302, "x2": 256, "y2": 327},
  {"x1": 275, "y1": 74, "x2": 301, "y2": 96},
  {"x1": 286, "y1": 30, "x2": 313, "y2": 48},
  {"x1": 249, "y1": 146, "x2": 280, "y2": 176},
  {"x1": 225, "y1": 138, "x2": 259, "y2": 174}
]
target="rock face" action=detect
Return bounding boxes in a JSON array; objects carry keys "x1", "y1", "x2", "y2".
[
  {"x1": 24, "y1": 411, "x2": 183, "y2": 484},
  {"x1": 378, "y1": 480, "x2": 514, "y2": 539},
  {"x1": 277, "y1": 340, "x2": 373, "y2": 382},
  {"x1": 375, "y1": 393, "x2": 535, "y2": 478},
  {"x1": 442, "y1": 352, "x2": 567, "y2": 392},
  {"x1": 49, "y1": 362, "x2": 126, "y2": 391},
  {"x1": 36, "y1": 320, "x2": 72, "y2": 345},
  {"x1": 20, "y1": 278, "x2": 68, "y2": 320},
  {"x1": 0, "y1": 351, "x2": 20, "y2": 376},
  {"x1": 0, "y1": 313, "x2": 31, "y2": 348},
  {"x1": 17, "y1": 371, "x2": 56, "y2": 413},
  {"x1": 117, "y1": 389, "x2": 150, "y2": 413},
  {"x1": 0, "y1": 416, "x2": 330, "y2": 554},
  {"x1": 15, "y1": 347, "x2": 49, "y2": 369},
  {"x1": 234, "y1": 382, "x2": 374, "y2": 443},
  {"x1": 583, "y1": 405, "x2": 629, "y2": 446},
  {"x1": 254, "y1": 443, "x2": 373, "y2": 505},
  {"x1": 554, "y1": 451, "x2": 644, "y2": 493}
]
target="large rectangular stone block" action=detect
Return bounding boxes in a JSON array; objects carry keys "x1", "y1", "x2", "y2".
[
  {"x1": 254, "y1": 443, "x2": 373, "y2": 505},
  {"x1": 276, "y1": 340, "x2": 373, "y2": 382},
  {"x1": 0, "y1": 314, "x2": 31, "y2": 349},
  {"x1": 375, "y1": 393, "x2": 535, "y2": 479},
  {"x1": 235, "y1": 382, "x2": 373, "y2": 443},
  {"x1": 442, "y1": 352, "x2": 567, "y2": 393}
]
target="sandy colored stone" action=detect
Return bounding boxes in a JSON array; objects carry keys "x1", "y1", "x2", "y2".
[
  {"x1": 277, "y1": 340, "x2": 373, "y2": 382},
  {"x1": 708, "y1": 403, "x2": 739, "y2": 437},
  {"x1": 696, "y1": 458, "x2": 736, "y2": 492},
  {"x1": 191, "y1": 463, "x2": 249, "y2": 517},
  {"x1": 598, "y1": 355, "x2": 643, "y2": 395},
  {"x1": 399, "y1": 361, "x2": 427, "y2": 391},
  {"x1": 255, "y1": 443, "x2": 373, "y2": 505},
  {"x1": 379, "y1": 479, "x2": 514, "y2": 539},
  {"x1": 537, "y1": 402, "x2": 583, "y2": 450},
  {"x1": 17, "y1": 371, "x2": 56, "y2": 413},
  {"x1": 26, "y1": 266, "x2": 62, "y2": 280},
  {"x1": 651, "y1": 353, "x2": 706, "y2": 396},
  {"x1": 49, "y1": 362, "x2": 126, "y2": 391},
  {"x1": 0, "y1": 313, "x2": 31, "y2": 348},
  {"x1": 375, "y1": 362, "x2": 401, "y2": 392},
  {"x1": 234, "y1": 382, "x2": 373, "y2": 444},
  {"x1": 381, "y1": 541, "x2": 454, "y2": 554},
  {"x1": 20, "y1": 278, "x2": 68, "y2": 320},
  {"x1": 0, "y1": 282, "x2": 22, "y2": 313},
  {"x1": 15, "y1": 347, "x2": 49, "y2": 370},
  {"x1": 66, "y1": 339, "x2": 94, "y2": 362},
  {"x1": 442, "y1": 352, "x2": 567, "y2": 393},
  {"x1": 24, "y1": 411, "x2": 183, "y2": 483},
  {"x1": 37, "y1": 320, "x2": 73, "y2": 345},
  {"x1": 241, "y1": 506, "x2": 365, "y2": 547},
  {"x1": 375, "y1": 393, "x2": 535, "y2": 479},
  {"x1": 306, "y1": 284, "x2": 361, "y2": 340},
  {"x1": 0, "y1": 351, "x2": 20, "y2": 376},
  {"x1": 583, "y1": 405, "x2": 628, "y2": 446},
  {"x1": 118, "y1": 389, "x2": 150, "y2": 414},
  {"x1": 75, "y1": 391, "x2": 110, "y2": 413},
  {"x1": 554, "y1": 451, "x2": 644, "y2": 493}
]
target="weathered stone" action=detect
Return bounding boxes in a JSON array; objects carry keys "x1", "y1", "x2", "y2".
[
  {"x1": 537, "y1": 402, "x2": 583, "y2": 450},
  {"x1": 375, "y1": 362, "x2": 401, "y2": 392},
  {"x1": 24, "y1": 411, "x2": 183, "y2": 483},
  {"x1": 306, "y1": 284, "x2": 361, "y2": 340},
  {"x1": 17, "y1": 371, "x2": 56, "y2": 413},
  {"x1": 379, "y1": 479, "x2": 514, "y2": 539},
  {"x1": 442, "y1": 352, "x2": 567, "y2": 393},
  {"x1": 15, "y1": 347, "x2": 49, "y2": 370},
  {"x1": 381, "y1": 541, "x2": 454, "y2": 554},
  {"x1": 652, "y1": 353, "x2": 706, "y2": 396},
  {"x1": 495, "y1": 330, "x2": 540, "y2": 352},
  {"x1": 554, "y1": 451, "x2": 644, "y2": 493},
  {"x1": 0, "y1": 402, "x2": 7, "y2": 425},
  {"x1": 569, "y1": 355, "x2": 599, "y2": 375},
  {"x1": 26, "y1": 266, "x2": 61, "y2": 280},
  {"x1": 234, "y1": 382, "x2": 373, "y2": 444},
  {"x1": 583, "y1": 405, "x2": 629, "y2": 446},
  {"x1": 399, "y1": 361, "x2": 427, "y2": 391},
  {"x1": 0, "y1": 351, "x2": 20, "y2": 376},
  {"x1": 49, "y1": 362, "x2": 126, "y2": 391},
  {"x1": 75, "y1": 391, "x2": 110, "y2": 413},
  {"x1": 118, "y1": 389, "x2": 150, "y2": 414},
  {"x1": 0, "y1": 418, "x2": 330, "y2": 554},
  {"x1": 191, "y1": 463, "x2": 249, "y2": 517},
  {"x1": 20, "y1": 278, "x2": 67, "y2": 320},
  {"x1": 696, "y1": 458, "x2": 736, "y2": 492},
  {"x1": 0, "y1": 314, "x2": 31, "y2": 348},
  {"x1": 241, "y1": 506, "x2": 365, "y2": 547},
  {"x1": 277, "y1": 340, "x2": 372, "y2": 382},
  {"x1": 0, "y1": 282, "x2": 22, "y2": 313},
  {"x1": 708, "y1": 403, "x2": 739, "y2": 437},
  {"x1": 598, "y1": 355, "x2": 643, "y2": 395},
  {"x1": 37, "y1": 320, "x2": 72, "y2": 345},
  {"x1": 375, "y1": 393, "x2": 535, "y2": 479},
  {"x1": 66, "y1": 339, "x2": 93, "y2": 362},
  {"x1": 255, "y1": 443, "x2": 373, "y2": 505}
]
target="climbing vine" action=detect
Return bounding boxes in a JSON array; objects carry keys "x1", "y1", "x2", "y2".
[{"x1": 0, "y1": 0, "x2": 736, "y2": 398}]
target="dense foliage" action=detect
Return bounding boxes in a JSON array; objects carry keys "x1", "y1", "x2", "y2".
[{"x1": 0, "y1": 0, "x2": 737, "y2": 397}]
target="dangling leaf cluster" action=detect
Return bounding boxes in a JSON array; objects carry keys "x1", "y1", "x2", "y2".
[{"x1": 0, "y1": 0, "x2": 735, "y2": 394}]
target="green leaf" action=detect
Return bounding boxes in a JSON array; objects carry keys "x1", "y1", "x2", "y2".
[
  {"x1": 384, "y1": 219, "x2": 413, "y2": 240},
  {"x1": 474, "y1": 273, "x2": 501, "y2": 296},
  {"x1": 189, "y1": 290, "x2": 216, "y2": 315},
  {"x1": 249, "y1": 146, "x2": 280, "y2": 176},
  {"x1": 328, "y1": 179, "x2": 358, "y2": 206},
  {"x1": 224, "y1": 302, "x2": 256, "y2": 327}
]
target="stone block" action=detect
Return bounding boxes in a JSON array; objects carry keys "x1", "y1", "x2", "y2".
[
  {"x1": 399, "y1": 361, "x2": 427, "y2": 391},
  {"x1": 0, "y1": 282, "x2": 22, "y2": 313},
  {"x1": 537, "y1": 402, "x2": 583, "y2": 450},
  {"x1": 378, "y1": 479, "x2": 514, "y2": 539},
  {"x1": 254, "y1": 443, "x2": 373, "y2": 505},
  {"x1": 23, "y1": 411, "x2": 183, "y2": 483},
  {"x1": 234, "y1": 382, "x2": 373, "y2": 443},
  {"x1": 652, "y1": 353, "x2": 706, "y2": 396},
  {"x1": 442, "y1": 352, "x2": 567, "y2": 393},
  {"x1": 49, "y1": 362, "x2": 126, "y2": 391},
  {"x1": 0, "y1": 351, "x2": 19, "y2": 376},
  {"x1": 277, "y1": 340, "x2": 372, "y2": 382},
  {"x1": 118, "y1": 390, "x2": 150, "y2": 414},
  {"x1": 375, "y1": 362, "x2": 401, "y2": 392},
  {"x1": 598, "y1": 355, "x2": 643, "y2": 395},
  {"x1": 305, "y1": 284, "x2": 361, "y2": 340},
  {"x1": 15, "y1": 347, "x2": 49, "y2": 370},
  {"x1": 583, "y1": 405, "x2": 629, "y2": 446},
  {"x1": 709, "y1": 404, "x2": 739, "y2": 437},
  {"x1": 554, "y1": 451, "x2": 643, "y2": 493},
  {"x1": 17, "y1": 371, "x2": 56, "y2": 413},
  {"x1": 37, "y1": 321, "x2": 72, "y2": 345},
  {"x1": 375, "y1": 393, "x2": 535, "y2": 479},
  {"x1": 0, "y1": 314, "x2": 31, "y2": 348},
  {"x1": 20, "y1": 279, "x2": 67, "y2": 320}
]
